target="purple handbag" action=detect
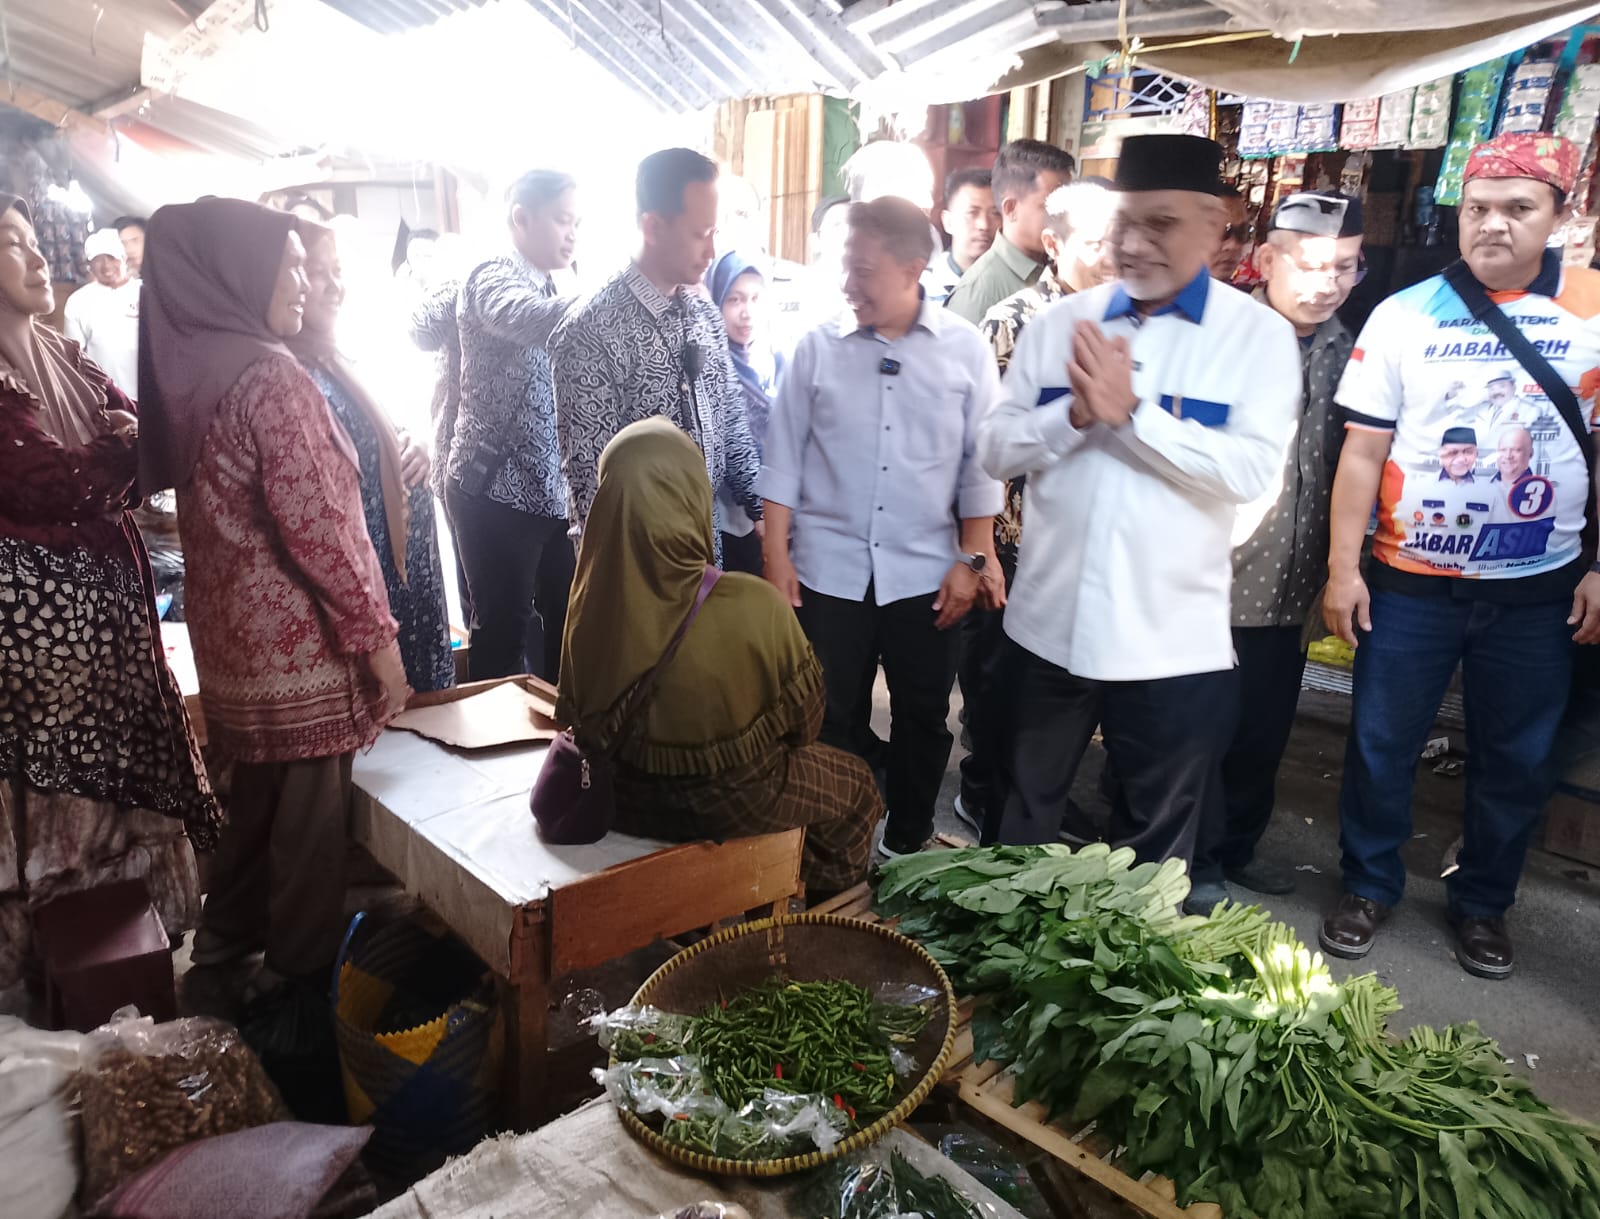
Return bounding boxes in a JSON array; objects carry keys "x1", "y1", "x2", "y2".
[{"x1": 531, "y1": 566, "x2": 721, "y2": 844}]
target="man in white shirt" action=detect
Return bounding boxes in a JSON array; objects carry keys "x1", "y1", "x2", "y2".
[
  {"x1": 977, "y1": 134, "x2": 1300, "y2": 875},
  {"x1": 925, "y1": 168, "x2": 999, "y2": 304},
  {"x1": 762, "y1": 197, "x2": 1004, "y2": 859},
  {"x1": 63, "y1": 228, "x2": 140, "y2": 398}
]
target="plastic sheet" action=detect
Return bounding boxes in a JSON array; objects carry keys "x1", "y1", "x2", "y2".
[
  {"x1": 77, "y1": 1010, "x2": 289, "y2": 1205},
  {"x1": 594, "y1": 1056, "x2": 851, "y2": 1158},
  {"x1": 791, "y1": 1145, "x2": 1012, "y2": 1218}
]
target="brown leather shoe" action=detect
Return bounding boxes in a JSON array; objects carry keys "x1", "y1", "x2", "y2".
[
  {"x1": 1318, "y1": 893, "x2": 1391, "y2": 959},
  {"x1": 1449, "y1": 912, "x2": 1514, "y2": 980}
]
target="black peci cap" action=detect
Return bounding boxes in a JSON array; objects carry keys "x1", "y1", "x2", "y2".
[{"x1": 1113, "y1": 135, "x2": 1225, "y2": 195}]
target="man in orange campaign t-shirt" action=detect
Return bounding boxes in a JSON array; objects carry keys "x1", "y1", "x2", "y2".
[{"x1": 1321, "y1": 132, "x2": 1600, "y2": 981}]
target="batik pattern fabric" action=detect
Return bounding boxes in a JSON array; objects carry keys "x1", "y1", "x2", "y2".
[
  {"x1": 977, "y1": 271, "x2": 1069, "y2": 561},
  {"x1": 411, "y1": 280, "x2": 462, "y2": 502},
  {"x1": 310, "y1": 367, "x2": 454, "y2": 693},
  {"x1": 552, "y1": 264, "x2": 763, "y2": 541},
  {"x1": 177, "y1": 355, "x2": 401, "y2": 763},
  {"x1": 1464, "y1": 132, "x2": 1581, "y2": 195},
  {"x1": 449, "y1": 256, "x2": 569, "y2": 517},
  {"x1": 1232, "y1": 311, "x2": 1354, "y2": 627},
  {"x1": 0, "y1": 369, "x2": 219, "y2": 847}
]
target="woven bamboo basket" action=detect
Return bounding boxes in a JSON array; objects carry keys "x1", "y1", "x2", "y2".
[{"x1": 614, "y1": 913, "x2": 958, "y2": 1177}]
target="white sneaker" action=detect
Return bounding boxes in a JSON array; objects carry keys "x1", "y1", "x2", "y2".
[
  {"x1": 874, "y1": 818, "x2": 925, "y2": 860},
  {"x1": 952, "y1": 794, "x2": 982, "y2": 838}
]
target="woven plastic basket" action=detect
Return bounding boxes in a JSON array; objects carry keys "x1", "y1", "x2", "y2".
[{"x1": 614, "y1": 912, "x2": 957, "y2": 1177}]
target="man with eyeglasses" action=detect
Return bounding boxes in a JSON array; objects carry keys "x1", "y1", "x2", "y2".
[
  {"x1": 1209, "y1": 186, "x2": 1251, "y2": 284},
  {"x1": 1190, "y1": 190, "x2": 1364, "y2": 909},
  {"x1": 978, "y1": 134, "x2": 1299, "y2": 874},
  {"x1": 952, "y1": 179, "x2": 1117, "y2": 842}
]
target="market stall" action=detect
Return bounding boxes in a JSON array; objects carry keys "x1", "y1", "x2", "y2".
[{"x1": 347, "y1": 677, "x2": 807, "y2": 1127}]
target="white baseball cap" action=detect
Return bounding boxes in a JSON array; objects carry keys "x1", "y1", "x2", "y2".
[{"x1": 84, "y1": 228, "x2": 126, "y2": 262}]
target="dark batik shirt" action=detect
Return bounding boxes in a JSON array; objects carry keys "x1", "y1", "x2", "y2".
[
  {"x1": 1231, "y1": 310, "x2": 1353, "y2": 627},
  {"x1": 450, "y1": 255, "x2": 572, "y2": 518},
  {"x1": 977, "y1": 270, "x2": 1070, "y2": 563},
  {"x1": 552, "y1": 263, "x2": 762, "y2": 538}
]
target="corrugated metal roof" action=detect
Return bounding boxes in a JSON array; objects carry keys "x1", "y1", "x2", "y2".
[
  {"x1": 0, "y1": 0, "x2": 205, "y2": 110},
  {"x1": 310, "y1": 0, "x2": 1220, "y2": 111},
  {"x1": 318, "y1": 0, "x2": 489, "y2": 36}
]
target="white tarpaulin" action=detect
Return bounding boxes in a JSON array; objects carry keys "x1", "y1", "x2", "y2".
[
  {"x1": 1207, "y1": 0, "x2": 1595, "y2": 39},
  {"x1": 1142, "y1": 1, "x2": 1600, "y2": 104}
]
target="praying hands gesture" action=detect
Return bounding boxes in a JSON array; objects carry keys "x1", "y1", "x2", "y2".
[{"x1": 1067, "y1": 320, "x2": 1139, "y2": 430}]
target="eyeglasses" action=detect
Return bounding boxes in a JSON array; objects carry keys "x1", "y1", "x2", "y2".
[
  {"x1": 1280, "y1": 251, "x2": 1368, "y2": 286},
  {"x1": 1221, "y1": 224, "x2": 1252, "y2": 243}
]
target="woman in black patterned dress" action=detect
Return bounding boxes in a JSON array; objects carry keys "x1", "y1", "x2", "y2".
[{"x1": 289, "y1": 223, "x2": 454, "y2": 692}]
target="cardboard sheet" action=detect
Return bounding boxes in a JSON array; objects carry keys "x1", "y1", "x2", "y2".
[{"x1": 390, "y1": 681, "x2": 559, "y2": 749}]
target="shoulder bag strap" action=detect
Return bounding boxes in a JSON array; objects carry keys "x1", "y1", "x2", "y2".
[
  {"x1": 606, "y1": 565, "x2": 722, "y2": 754},
  {"x1": 1442, "y1": 260, "x2": 1597, "y2": 556}
]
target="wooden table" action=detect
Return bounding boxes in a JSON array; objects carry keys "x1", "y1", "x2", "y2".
[{"x1": 349, "y1": 678, "x2": 805, "y2": 1128}]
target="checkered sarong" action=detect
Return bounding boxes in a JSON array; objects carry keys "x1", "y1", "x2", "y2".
[{"x1": 614, "y1": 744, "x2": 880, "y2": 895}]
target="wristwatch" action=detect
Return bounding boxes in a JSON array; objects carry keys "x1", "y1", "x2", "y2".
[{"x1": 960, "y1": 552, "x2": 988, "y2": 574}]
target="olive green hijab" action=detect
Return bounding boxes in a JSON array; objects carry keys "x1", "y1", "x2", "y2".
[{"x1": 557, "y1": 417, "x2": 818, "y2": 773}]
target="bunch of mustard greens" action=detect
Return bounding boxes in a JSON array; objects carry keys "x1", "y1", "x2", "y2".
[{"x1": 874, "y1": 844, "x2": 1600, "y2": 1219}]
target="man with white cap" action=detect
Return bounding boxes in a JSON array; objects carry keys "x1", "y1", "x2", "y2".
[
  {"x1": 977, "y1": 134, "x2": 1300, "y2": 876},
  {"x1": 1191, "y1": 189, "x2": 1365, "y2": 908},
  {"x1": 63, "y1": 227, "x2": 140, "y2": 397},
  {"x1": 1323, "y1": 132, "x2": 1600, "y2": 979}
]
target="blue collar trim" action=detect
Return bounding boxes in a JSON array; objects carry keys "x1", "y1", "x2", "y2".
[{"x1": 1103, "y1": 267, "x2": 1212, "y2": 325}]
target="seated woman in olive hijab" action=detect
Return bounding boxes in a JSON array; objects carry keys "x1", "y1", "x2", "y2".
[{"x1": 557, "y1": 418, "x2": 880, "y2": 896}]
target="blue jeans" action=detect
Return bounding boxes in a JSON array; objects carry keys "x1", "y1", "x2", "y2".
[{"x1": 1339, "y1": 587, "x2": 1574, "y2": 918}]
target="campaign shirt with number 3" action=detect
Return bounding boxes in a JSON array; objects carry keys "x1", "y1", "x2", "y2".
[{"x1": 1337, "y1": 252, "x2": 1600, "y2": 586}]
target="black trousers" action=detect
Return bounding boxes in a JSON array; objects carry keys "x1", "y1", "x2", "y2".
[
  {"x1": 1194, "y1": 625, "x2": 1307, "y2": 877},
  {"x1": 956, "y1": 552, "x2": 1018, "y2": 820},
  {"x1": 445, "y1": 484, "x2": 574, "y2": 682},
  {"x1": 990, "y1": 639, "x2": 1237, "y2": 869},
  {"x1": 796, "y1": 584, "x2": 961, "y2": 851},
  {"x1": 720, "y1": 530, "x2": 764, "y2": 578}
]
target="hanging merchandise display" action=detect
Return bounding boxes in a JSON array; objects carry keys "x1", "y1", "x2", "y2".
[
  {"x1": 1435, "y1": 56, "x2": 1514, "y2": 205},
  {"x1": 1178, "y1": 83, "x2": 1212, "y2": 138},
  {"x1": 1376, "y1": 88, "x2": 1417, "y2": 147},
  {"x1": 1558, "y1": 63, "x2": 1600, "y2": 144},
  {"x1": 1500, "y1": 59, "x2": 1560, "y2": 134},
  {"x1": 1408, "y1": 77, "x2": 1455, "y2": 148},
  {"x1": 1340, "y1": 98, "x2": 1382, "y2": 150},
  {"x1": 1295, "y1": 103, "x2": 1341, "y2": 153}
]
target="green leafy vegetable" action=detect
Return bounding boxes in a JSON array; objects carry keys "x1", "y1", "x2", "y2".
[{"x1": 874, "y1": 844, "x2": 1600, "y2": 1219}]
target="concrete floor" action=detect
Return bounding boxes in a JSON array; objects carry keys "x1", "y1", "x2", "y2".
[{"x1": 883, "y1": 684, "x2": 1600, "y2": 1124}]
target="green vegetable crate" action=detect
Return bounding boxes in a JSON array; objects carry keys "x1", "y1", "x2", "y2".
[{"x1": 812, "y1": 878, "x2": 1223, "y2": 1219}]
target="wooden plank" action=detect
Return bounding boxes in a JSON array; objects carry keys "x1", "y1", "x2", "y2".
[
  {"x1": 502, "y1": 902, "x2": 551, "y2": 1129},
  {"x1": 546, "y1": 828, "x2": 803, "y2": 977},
  {"x1": 959, "y1": 1079, "x2": 1204, "y2": 1219},
  {"x1": 3, "y1": 82, "x2": 107, "y2": 140}
]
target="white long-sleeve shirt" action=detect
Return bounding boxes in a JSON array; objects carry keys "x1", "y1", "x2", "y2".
[{"x1": 978, "y1": 271, "x2": 1301, "y2": 681}]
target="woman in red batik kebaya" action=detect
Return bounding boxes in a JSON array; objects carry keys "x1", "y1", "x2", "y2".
[{"x1": 139, "y1": 198, "x2": 409, "y2": 993}]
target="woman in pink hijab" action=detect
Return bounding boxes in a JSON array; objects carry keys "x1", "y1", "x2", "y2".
[{"x1": 140, "y1": 198, "x2": 408, "y2": 993}]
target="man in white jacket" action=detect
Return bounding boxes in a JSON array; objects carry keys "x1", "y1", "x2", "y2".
[{"x1": 976, "y1": 134, "x2": 1301, "y2": 885}]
